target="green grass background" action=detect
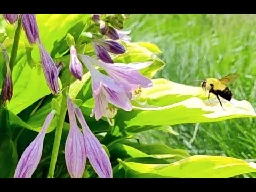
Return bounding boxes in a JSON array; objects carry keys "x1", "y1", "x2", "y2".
[{"x1": 124, "y1": 14, "x2": 256, "y2": 178}]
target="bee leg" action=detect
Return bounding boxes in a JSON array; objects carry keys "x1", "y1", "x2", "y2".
[
  {"x1": 208, "y1": 91, "x2": 212, "y2": 105},
  {"x1": 216, "y1": 94, "x2": 225, "y2": 110}
]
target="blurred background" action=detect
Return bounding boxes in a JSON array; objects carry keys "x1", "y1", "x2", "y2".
[{"x1": 124, "y1": 14, "x2": 256, "y2": 178}]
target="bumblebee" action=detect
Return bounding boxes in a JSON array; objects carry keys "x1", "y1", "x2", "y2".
[{"x1": 201, "y1": 74, "x2": 239, "y2": 107}]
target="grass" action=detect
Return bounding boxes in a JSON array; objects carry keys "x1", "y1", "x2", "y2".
[{"x1": 124, "y1": 14, "x2": 256, "y2": 177}]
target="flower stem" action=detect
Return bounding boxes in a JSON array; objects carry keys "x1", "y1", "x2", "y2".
[
  {"x1": 47, "y1": 92, "x2": 68, "y2": 178},
  {"x1": 9, "y1": 16, "x2": 22, "y2": 71}
]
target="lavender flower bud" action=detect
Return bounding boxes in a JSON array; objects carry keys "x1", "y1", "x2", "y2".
[
  {"x1": 1, "y1": 72, "x2": 13, "y2": 105},
  {"x1": 21, "y1": 14, "x2": 39, "y2": 44},
  {"x1": 14, "y1": 110, "x2": 55, "y2": 178},
  {"x1": 99, "y1": 20, "x2": 108, "y2": 35},
  {"x1": 92, "y1": 14, "x2": 101, "y2": 23},
  {"x1": 93, "y1": 42, "x2": 113, "y2": 63},
  {"x1": 69, "y1": 45, "x2": 83, "y2": 80},
  {"x1": 39, "y1": 43, "x2": 61, "y2": 95},
  {"x1": 99, "y1": 40, "x2": 126, "y2": 54},
  {"x1": 105, "y1": 26, "x2": 119, "y2": 40},
  {"x1": 3, "y1": 14, "x2": 18, "y2": 24}
]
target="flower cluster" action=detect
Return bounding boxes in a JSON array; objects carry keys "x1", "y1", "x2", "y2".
[
  {"x1": 91, "y1": 14, "x2": 131, "y2": 63},
  {"x1": 10, "y1": 14, "x2": 153, "y2": 178},
  {"x1": 69, "y1": 43, "x2": 152, "y2": 122},
  {"x1": 80, "y1": 55, "x2": 152, "y2": 121},
  {"x1": 14, "y1": 97, "x2": 112, "y2": 178}
]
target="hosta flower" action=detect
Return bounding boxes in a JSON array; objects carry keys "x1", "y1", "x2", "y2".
[
  {"x1": 65, "y1": 96, "x2": 86, "y2": 178},
  {"x1": 39, "y1": 43, "x2": 61, "y2": 95},
  {"x1": 69, "y1": 45, "x2": 83, "y2": 80},
  {"x1": 92, "y1": 42, "x2": 113, "y2": 63},
  {"x1": 65, "y1": 96, "x2": 112, "y2": 178},
  {"x1": 95, "y1": 59, "x2": 153, "y2": 92},
  {"x1": 95, "y1": 39, "x2": 125, "y2": 54},
  {"x1": 1, "y1": 71, "x2": 13, "y2": 105},
  {"x1": 74, "y1": 105, "x2": 113, "y2": 178},
  {"x1": 92, "y1": 14, "x2": 101, "y2": 23},
  {"x1": 99, "y1": 20, "x2": 108, "y2": 35},
  {"x1": 116, "y1": 29, "x2": 131, "y2": 42},
  {"x1": 99, "y1": 21, "x2": 119, "y2": 40},
  {"x1": 79, "y1": 54, "x2": 132, "y2": 120},
  {"x1": 14, "y1": 110, "x2": 55, "y2": 178},
  {"x1": 105, "y1": 26, "x2": 119, "y2": 40},
  {"x1": 3, "y1": 14, "x2": 18, "y2": 24},
  {"x1": 92, "y1": 39, "x2": 125, "y2": 63},
  {"x1": 21, "y1": 14, "x2": 39, "y2": 45}
]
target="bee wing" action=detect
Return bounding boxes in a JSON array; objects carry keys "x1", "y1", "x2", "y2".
[{"x1": 219, "y1": 74, "x2": 239, "y2": 85}]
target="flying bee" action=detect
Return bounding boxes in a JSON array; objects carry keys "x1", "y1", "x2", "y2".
[{"x1": 201, "y1": 74, "x2": 239, "y2": 108}]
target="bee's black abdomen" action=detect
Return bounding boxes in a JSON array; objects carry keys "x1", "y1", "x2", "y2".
[{"x1": 216, "y1": 87, "x2": 232, "y2": 101}]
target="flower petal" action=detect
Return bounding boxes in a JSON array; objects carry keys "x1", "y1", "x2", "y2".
[
  {"x1": 96, "y1": 61, "x2": 153, "y2": 92},
  {"x1": 91, "y1": 91, "x2": 108, "y2": 121},
  {"x1": 79, "y1": 55, "x2": 125, "y2": 93},
  {"x1": 103, "y1": 87, "x2": 132, "y2": 111},
  {"x1": 14, "y1": 110, "x2": 55, "y2": 178},
  {"x1": 65, "y1": 97, "x2": 86, "y2": 178},
  {"x1": 116, "y1": 29, "x2": 131, "y2": 42},
  {"x1": 75, "y1": 107, "x2": 113, "y2": 178},
  {"x1": 108, "y1": 68, "x2": 152, "y2": 91},
  {"x1": 65, "y1": 126, "x2": 86, "y2": 178}
]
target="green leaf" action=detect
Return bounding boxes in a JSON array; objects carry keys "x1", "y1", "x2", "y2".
[
  {"x1": 118, "y1": 155, "x2": 256, "y2": 178},
  {"x1": 114, "y1": 41, "x2": 165, "y2": 78},
  {"x1": 137, "y1": 42, "x2": 162, "y2": 54},
  {"x1": 25, "y1": 98, "x2": 59, "y2": 132},
  {"x1": 51, "y1": 98, "x2": 61, "y2": 116},
  {"x1": 9, "y1": 107, "x2": 57, "y2": 133},
  {"x1": 31, "y1": 14, "x2": 90, "y2": 60},
  {"x1": 0, "y1": 133, "x2": 18, "y2": 178},
  {"x1": 68, "y1": 71, "x2": 91, "y2": 99},
  {"x1": 115, "y1": 78, "x2": 256, "y2": 132},
  {"x1": 154, "y1": 126, "x2": 179, "y2": 135},
  {"x1": 109, "y1": 143, "x2": 148, "y2": 161},
  {"x1": 133, "y1": 144, "x2": 190, "y2": 160},
  {"x1": 119, "y1": 97, "x2": 256, "y2": 131},
  {"x1": 133, "y1": 78, "x2": 205, "y2": 107}
]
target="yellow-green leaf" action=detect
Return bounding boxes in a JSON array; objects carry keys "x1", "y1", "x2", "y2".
[{"x1": 119, "y1": 155, "x2": 256, "y2": 178}]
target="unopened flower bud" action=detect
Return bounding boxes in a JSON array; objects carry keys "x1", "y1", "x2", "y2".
[
  {"x1": 21, "y1": 14, "x2": 39, "y2": 44},
  {"x1": 92, "y1": 14, "x2": 101, "y2": 23},
  {"x1": 1, "y1": 72, "x2": 13, "y2": 105},
  {"x1": 105, "y1": 26, "x2": 119, "y2": 40},
  {"x1": 99, "y1": 20, "x2": 108, "y2": 35},
  {"x1": 69, "y1": 45, "x2": 83, "y2": 80},
  {"x1": 3, "y1": 14, "x2": 18, "y2": 24}
]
